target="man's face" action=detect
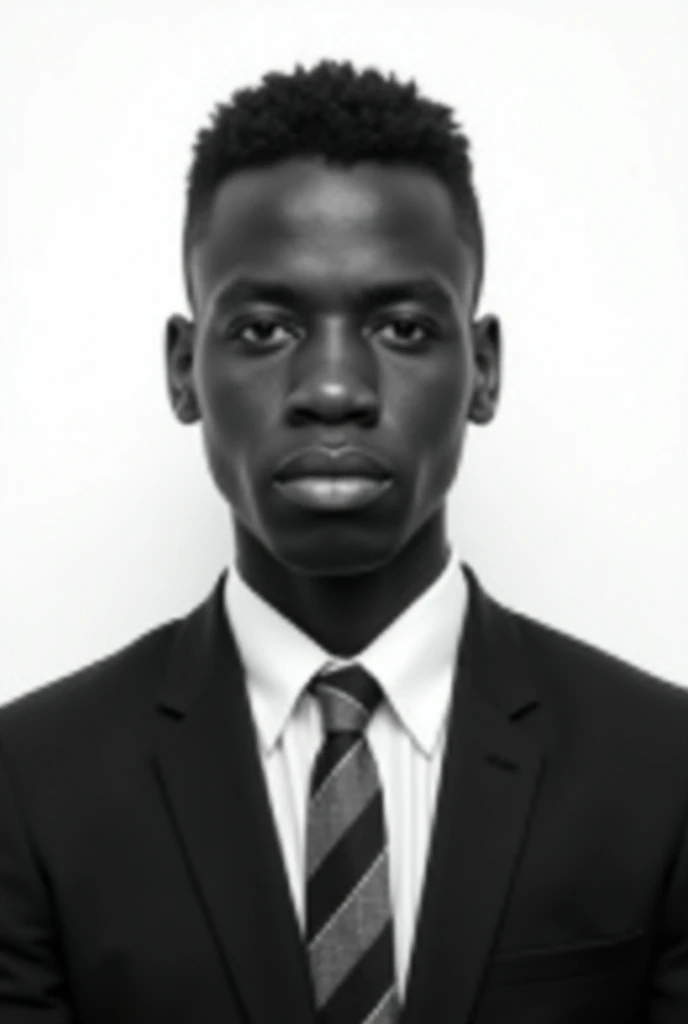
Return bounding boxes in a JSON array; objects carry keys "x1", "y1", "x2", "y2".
[{"x1": 166, "y1": 158, "x2": 500, "y2": 576}]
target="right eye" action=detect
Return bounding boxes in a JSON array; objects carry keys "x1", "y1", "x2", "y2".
[{"x1": 226, "y1": 316, "x2": 300, "y2": 347}]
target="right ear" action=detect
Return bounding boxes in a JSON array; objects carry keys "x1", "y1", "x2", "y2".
[{"x1": 164, "y1": 314, "x2": 200, "y2": 424}]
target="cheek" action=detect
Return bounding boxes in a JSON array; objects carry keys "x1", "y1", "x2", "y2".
[
  {"x1": 394, "y1": 358, "x2": 468, "y2": 446},
  {"x1": 196, "y1": 356, "x2": 288, "y2": 516},
  {"x1": 394, "y1": 365, "x2": 469, "y2": 496},
  {"x1": 197, "y1": 350, "x2": 275, "y2": 447},
  {"x1": 195, "y1": 374, "x2": 253, "y2": 493}
]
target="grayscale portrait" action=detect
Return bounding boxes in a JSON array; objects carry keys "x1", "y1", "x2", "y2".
[{"x1": 1, "y1": 2, "x2": 687, "y2": 1022}]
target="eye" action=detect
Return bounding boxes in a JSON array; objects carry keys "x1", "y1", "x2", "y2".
[
  {"x1": 227, "y1": 316, "x2": 300, "y2": 347},
  {"x1": 371, "y1": 316, "x2": 438, "y2": 346}
]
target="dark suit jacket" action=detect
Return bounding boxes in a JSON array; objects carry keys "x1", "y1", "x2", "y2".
[{"x1": 1, "y1": 563, "x2": 687, "y2": 1023}]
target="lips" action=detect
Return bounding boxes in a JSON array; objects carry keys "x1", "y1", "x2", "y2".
[{"x1": 273, "y1": 446, "x2": 392, "y2": 482}]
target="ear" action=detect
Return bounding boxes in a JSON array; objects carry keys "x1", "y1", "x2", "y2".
[
  {"x1": 165, "y1": 314, "x2": 200, "y2": 424},
  {"x1": 468, "y1": 314, "x2": 502, "y2": 425}
]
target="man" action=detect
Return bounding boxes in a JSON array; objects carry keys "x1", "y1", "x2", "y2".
[{"x1": 0, "y1": 59, "x2": 686, "y2": 1024}]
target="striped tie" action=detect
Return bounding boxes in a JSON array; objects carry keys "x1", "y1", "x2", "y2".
[{"x1": 306, "y1": 663, "x2": 400, "y2": 1024}]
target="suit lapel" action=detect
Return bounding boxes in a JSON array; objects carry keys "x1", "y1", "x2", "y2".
[
  {"x1": 400, "y1": 564, "x2": 548, "y2": 1024},
  {"x1": 152, "y1": 575, "x2": 317, "y2": 1024}
]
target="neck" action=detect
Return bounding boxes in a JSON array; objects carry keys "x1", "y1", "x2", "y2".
[{"x1": 233, "y1": 512, "x2": 451, "y2": 658}]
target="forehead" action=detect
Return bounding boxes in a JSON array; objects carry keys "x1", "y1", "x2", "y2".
[{"x1": 189, "y1": 159, "x2": 475, "y2": 309}]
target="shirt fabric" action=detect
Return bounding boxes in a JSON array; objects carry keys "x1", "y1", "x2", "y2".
[{"x1": 224, "y1": 548, "x2": 469, "y2": 997}]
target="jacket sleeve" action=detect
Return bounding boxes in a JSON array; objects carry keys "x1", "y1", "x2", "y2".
[
  {"x1": 0, "y1": 738, "x2": 76, "y2": 1022},
  {"x1": 649, "y1": 794, "x2": 688, "y2": 1020}
]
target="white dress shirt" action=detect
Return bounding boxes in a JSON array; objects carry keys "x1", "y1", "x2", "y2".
[{"x1": 224, "y1": 548, "x2": 468, "y2": 997}]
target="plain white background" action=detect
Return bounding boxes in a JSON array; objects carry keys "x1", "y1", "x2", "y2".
[{"x1": 1, "y1": 0, "x2": 686, "y2": 702}]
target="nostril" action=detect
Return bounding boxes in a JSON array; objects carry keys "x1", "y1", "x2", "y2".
[{"x1": 284, "y1": 373, "x2": 380, "y2": 429}]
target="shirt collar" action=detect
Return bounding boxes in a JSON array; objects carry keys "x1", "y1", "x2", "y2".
[{"x1": 224, "y1": 546, "x2": 469, "y2": 758}]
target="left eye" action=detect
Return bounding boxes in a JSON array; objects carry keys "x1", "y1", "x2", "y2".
[{"x1": 372, "y1": 318, "x2": 435, "y2": 344}]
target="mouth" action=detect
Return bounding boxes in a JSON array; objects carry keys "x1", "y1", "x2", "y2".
[
  {"x1": 273, "y1": 475, "x2": 393, "y2": 511},
  {"x1": 273, "y1": 445, "x2": 392, "y2": 482}
]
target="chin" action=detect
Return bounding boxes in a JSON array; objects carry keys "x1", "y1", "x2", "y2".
[{"x1": 268, "y1": 532, "x2": 402, "y2": 578}]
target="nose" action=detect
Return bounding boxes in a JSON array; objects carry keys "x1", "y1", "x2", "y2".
[{"x1": 284, "y1": 323, "x2": 380, "y2": 428}]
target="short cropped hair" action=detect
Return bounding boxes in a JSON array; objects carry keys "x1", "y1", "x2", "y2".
[{"x1": 183, "y1": 59, "x2": 484, "y2": 307}]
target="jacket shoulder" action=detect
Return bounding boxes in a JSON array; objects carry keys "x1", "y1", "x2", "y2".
[
  {"x1": 0, "y1": 616, "x2": 181, "y2": 757},
  {"x1": 508, "y1": 602, "x2": 688, "y2": 750}
]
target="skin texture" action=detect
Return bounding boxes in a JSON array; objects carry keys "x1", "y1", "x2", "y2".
[{"x1": 165, "y1": 158, "x2": 501, "y2": 656}]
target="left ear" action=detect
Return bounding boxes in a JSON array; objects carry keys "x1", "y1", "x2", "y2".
[{"x1": 468, "y1": 314, "x2": 502, "y2": 425}]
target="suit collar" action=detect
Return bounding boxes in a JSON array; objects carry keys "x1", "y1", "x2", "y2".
[
  {"x1": 157, "y1": 561, "x2": 541, "y2": 723},
  {"x1": 458, "y1": 562, "x2": 542, "y2": 719},
  {"x1": 224, "y1": 548, "x2": 470, "y2": 757}
]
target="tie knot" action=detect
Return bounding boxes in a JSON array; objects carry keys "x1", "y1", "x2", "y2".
[{"x1": 310, "y1": 663, "x2": 383, "y2": 734}]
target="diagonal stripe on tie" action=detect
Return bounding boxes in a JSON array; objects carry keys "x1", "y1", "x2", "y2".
[
  {"x1": 308, "y1": 848, "x2": 392, "y2": 1005},
  {"x1": 307, "y1": 790, "x2": 385, "y2": 940},
  {"x1": 307, "y1": 740, "x2": 379, "y2": 875},
  {"x1": 311, "y1": 734, "x2": 363, "y2": 798},
  {"x1": 312, "y1": 923, "x2": 399, "y2": 1024},
  {"x1": 318, "y1": 683, "x2": 369, "y2": 718},
  {"x1": 360, "y1": 985, "x2": 399, "y2": 1024}
]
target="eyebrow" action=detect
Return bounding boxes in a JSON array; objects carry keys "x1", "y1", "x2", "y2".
[{"x1": 210, "y1": 275, "x2": 456, "y2": 314}]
